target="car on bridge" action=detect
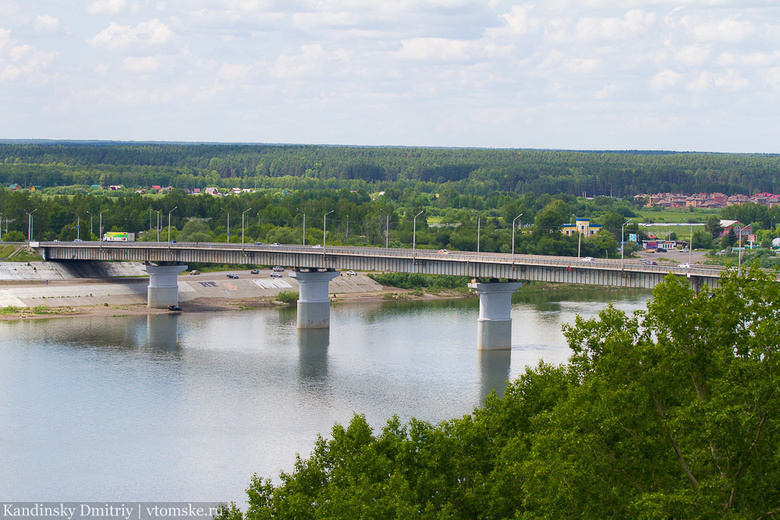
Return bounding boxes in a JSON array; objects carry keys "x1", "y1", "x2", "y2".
[
  {"x1": 581, "y1": 257, "x2": 594, "y2": 262},
  {"x1": 679, "y1": 263, "x2": 692, "y2": 269}
]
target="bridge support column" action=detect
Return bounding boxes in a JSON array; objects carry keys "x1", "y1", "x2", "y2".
[
  {"x1": 144, "y1": 264, "x2": 188, "y2": 308},
  {"x1": 290, "y1": 270, "x2": 341, "y2": 328},
  {"x1": 468, "y1": 280, "x2": 522, "y2": 350}
]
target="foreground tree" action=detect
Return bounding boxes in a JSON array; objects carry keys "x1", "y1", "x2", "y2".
[{"x1": 216, "y1": 267, "x2": 780, "y2": 519}]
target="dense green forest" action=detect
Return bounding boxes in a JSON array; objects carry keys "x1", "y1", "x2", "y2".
[
  {"x1": 214, "y1": 267, "x2": 780, "y2": 519},
  {"x1": 3, "y1": 142, "x2": 780, "y2": 196},
  {"x1": 2, "y1": 143, "x2": 780, "y2": 257}
]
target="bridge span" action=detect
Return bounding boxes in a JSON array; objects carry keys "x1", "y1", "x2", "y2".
[{"x1": 31, "y1": 241, "x2": 726, "y2": 350}]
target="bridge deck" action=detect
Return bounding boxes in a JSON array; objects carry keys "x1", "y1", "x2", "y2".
[{"x1": 32, "y1": 241, "x2": 727, "y2": 291}]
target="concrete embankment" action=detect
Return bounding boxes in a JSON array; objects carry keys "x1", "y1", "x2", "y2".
[{"x1": 0, "y1": 262, "x2": 385, "y2": 309}]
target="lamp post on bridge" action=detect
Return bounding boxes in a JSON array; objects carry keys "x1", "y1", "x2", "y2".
[
  {"x1": 511, "y1": 214, "x2": 523, "y2": 266},
  {"x1": 24, "y1": 208, "x2": 38, "y2": 242},
  {"x1": 621, "y1": 219, "x2": 633, "y2": 270},
  {"x1": 380, "y1": 211, "x2": 390, "y2": 248},
  {"x1": 168, "y1": 206, "x2": 177, "y2": 243},
  {"x1": 242, "y1": 207, "x2": 252, "y2": 245},
  {"x1": 99, "y1": 210, "x2": 107, "y2": 242},
  {"x1": 0, "y1": 213, "x2": 3, "y2": 242},
  {"x1": 323, "y1": 210, "x2": 334, "y2": 250},
  {"x1": 412, "y1": 210, "x2": 423, "y2": 262},
  {"x1": 86, "y1": 211, "x2": 93, "y2": 239}
]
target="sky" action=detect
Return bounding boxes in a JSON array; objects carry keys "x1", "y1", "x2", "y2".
[{"x1": 2, "y1": 1, "x2": 780, "y2": 153}]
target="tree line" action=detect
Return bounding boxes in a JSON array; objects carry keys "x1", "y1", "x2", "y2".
[{"x1": 3, "y1": 143, "x2": 780, "y2": 197}]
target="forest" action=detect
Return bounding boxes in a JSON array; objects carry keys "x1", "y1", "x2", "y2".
[
  {"x1": 3, "y1": 142, "x2": 780, "y2": 259},
  {"x1": 212, "y1": 268, "x2": 780, "y2": 519},
  {"x1": 2, "y1": 142, "x2": 780, "y2": 197}
]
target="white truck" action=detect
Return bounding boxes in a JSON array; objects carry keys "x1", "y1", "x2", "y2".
[{"x1": 103, "y1": 232, "x2": 135, "y2": 241}]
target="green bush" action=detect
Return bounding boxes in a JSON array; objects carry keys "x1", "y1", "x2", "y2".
[{"x1": 275, "y1": 290, "x2": 299, "y2": 304}]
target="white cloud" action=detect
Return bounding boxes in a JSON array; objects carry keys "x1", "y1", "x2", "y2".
[
  {"x1": 718, "y1": 51, "x2": 776, "y2": 67},
  {"x1": 87, "y1": 0, "x2": 129, "y2": 15},
  {"x1": 675, "y1": 45, "x2": 710, "y2": 67},
  {"x1": 397, "y1": 38, "x2": 477, "y2": 61},
  {"x1": 687, "y1": 69, "x2": 750, "y2": 93},
  {"x1": 33, "y1": 15, "x2": 59, "y2": 35},
  {"x1": 87, "y1": 19, "x2": 174, "y2": 51},
  {"x1": 122, "y1": 55, "x2": 162, "y2": 74},
  {"x1": 0, "y1": 43, "x2": 56, "y2": 83},
  {"x1": 686, "y1": 15, "x2": 755, "y2": 43},
  {"x1": 271, "y1": 44, "x2": 330, "y2": 79},
  {"x1": 573, "y1": 9, "x2": 656, "y2": 42},
  {"x1": 650, "y1": 69, "x2": 681, "y2": 90},
  {"x1": 487, "y1": 5, "x2": 540, "y2": 37}
]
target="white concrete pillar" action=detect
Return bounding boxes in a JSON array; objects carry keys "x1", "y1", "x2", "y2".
[
  {"x1": 143, "y1": 264, "x2": 188, "y2": 308},
  {"x1": 468, "y1": 281, "x2": 522, "y2": 350},
  {"x1": 290, "y1": 270, "x2": 341, "y2": 328}
]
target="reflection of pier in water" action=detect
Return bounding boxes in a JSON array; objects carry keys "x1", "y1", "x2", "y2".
[
  {"x1": 146, "y1": 313, "x2": 180, "y2": 351},
  {"x1": 298, "y1": 328, "x2": 330, "y2": 383},
  {"x1": 478, "y1": 350, "x2": 511, "y2": 400}
]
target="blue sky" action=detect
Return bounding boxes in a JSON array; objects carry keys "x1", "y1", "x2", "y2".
[{"x1": 2, "y1": 0, "x2": 780, "y2": 152}]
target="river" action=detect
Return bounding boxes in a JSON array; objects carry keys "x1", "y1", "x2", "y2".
[{"x1": 0, "y1": 289, "x2": 651, "y2": 507}]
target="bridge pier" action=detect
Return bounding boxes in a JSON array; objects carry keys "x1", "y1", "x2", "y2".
[
  {"x1": 144, "y1": 264, "x2": 188, "y2": 308},
  {"x1": 468, "y1": 280, "x2": 522, "y2": 350},
  {"x1": 290, "y1": 269, "x2": 341, "y2": 328}
]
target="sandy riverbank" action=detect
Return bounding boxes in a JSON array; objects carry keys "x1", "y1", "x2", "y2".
[{"x1": 0, "y1": 273, "x2": 469, "y2": 321}]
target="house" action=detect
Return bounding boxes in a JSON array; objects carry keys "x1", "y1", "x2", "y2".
[
  {"x1": 90, "y1": 185, "x2": 102, "y2": 190},
  {"x1": 204, "y1": 187, "x2": 220, "y2": 195},
  {"x1": 109, "y1": 185, "x2": 123, "y2": 191},
  {"x1": 8, "y1": 184, "x2": 21, "y2": 191},
  {"x1": 719, "y1": 220, "x2": 752, "y2": 238},
  {"x1": 562, "y1": 218, "x2": 602, "y2": 238},
  {"x1": 193, "y1": 188, "x2": 201, "y2": 194},
  {"x1": 151, "y1": 185, "x2": 161, "y2": 191}
]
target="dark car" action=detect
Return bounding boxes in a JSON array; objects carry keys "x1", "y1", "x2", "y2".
[
  {"x1": 227, "y1": 274, "x2": 239, "y2": 279},
  {"x1": 167, "y1": 305, "x2": 182, "y2": 312}
]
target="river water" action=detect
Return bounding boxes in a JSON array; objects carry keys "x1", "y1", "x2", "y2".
[{"x1": 0, "y1": 289, "x2": 650, "y2": 507}]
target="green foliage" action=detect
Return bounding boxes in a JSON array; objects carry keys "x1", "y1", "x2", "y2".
[
  {"x1": 368, "y1": 273, "x2": 470, "y2": 292},
  {"x1": 275, "y1": 290, "x2": 299, "y2": 304},
  {"x1": 222, "y1": 267, "x2": 780, "y2": 519}
]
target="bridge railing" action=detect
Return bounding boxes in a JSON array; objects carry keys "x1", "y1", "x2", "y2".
[{"x1": 35, "y1": 240, "x2": 729, "y2": 278}]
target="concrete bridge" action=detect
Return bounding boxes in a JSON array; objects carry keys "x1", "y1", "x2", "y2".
[{"x1": 31, "y1": 241, "x2": 727, "y2": 350}]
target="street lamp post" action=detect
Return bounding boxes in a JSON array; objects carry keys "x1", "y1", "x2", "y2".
[
  {"x1": 412, "y1": 210, "x2": 423, "y2": 261},
  {"x1": 323, "y1": 210, "x2": 334, "y2": 249},
  {"x1": 86, "y1": 211, "x2": 93, "y2": 239},
  {"x1": 242, "y1": 208, "x2": 252, "y2": 245},
  {"x1": 24, "y1": 209, "x2": 38, "y2": 242},
  {"x1": 512, "y1": 214, "x2": 523, "y2": 265},
  {"x1": 156, "y1": 211, "x2": 161, "y2": 242},
  {"x1": 226, "y1": 212, "x2": 230, "y2": 243},
  {"x1": 621, "y1": 219, "x2": 633, "y2": 270},
  {"x1": 99, "y1": 210, "x2": 107, "y2": 242},
  {"x1": 0, "y1": 214, "x2": 3, "y2": 242},
  {"x1": 168, "y1": 206, "x2": 177, "y2": 243}
]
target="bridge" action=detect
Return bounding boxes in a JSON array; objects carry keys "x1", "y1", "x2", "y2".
[{"x1": 30, "y1": 241, "x2": 727, "y2": 350}]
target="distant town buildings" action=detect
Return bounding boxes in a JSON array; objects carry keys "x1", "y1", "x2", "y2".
[{"x1": 637, "y1": 192, "x2": 780, "y2": 208}]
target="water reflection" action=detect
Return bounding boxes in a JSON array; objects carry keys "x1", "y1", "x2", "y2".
[
  {"x1": 477, "y1": 350, "x2": 511, "y2": 400},
  {"x1": 146, "y1": 314, "x2": 180, "y2": 352},
  {"x1": 298, "y1": 328, "x2": 329, "y2": 383}
]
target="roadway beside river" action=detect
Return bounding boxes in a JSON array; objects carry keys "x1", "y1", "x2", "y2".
[{"x1": 0, "y1": 262, "x2": 409, "y2": 319}]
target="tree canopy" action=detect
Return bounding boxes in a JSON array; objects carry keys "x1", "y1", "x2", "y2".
[{"x1": 216, "y1": 266, "x2": 780, "y2": 519}]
